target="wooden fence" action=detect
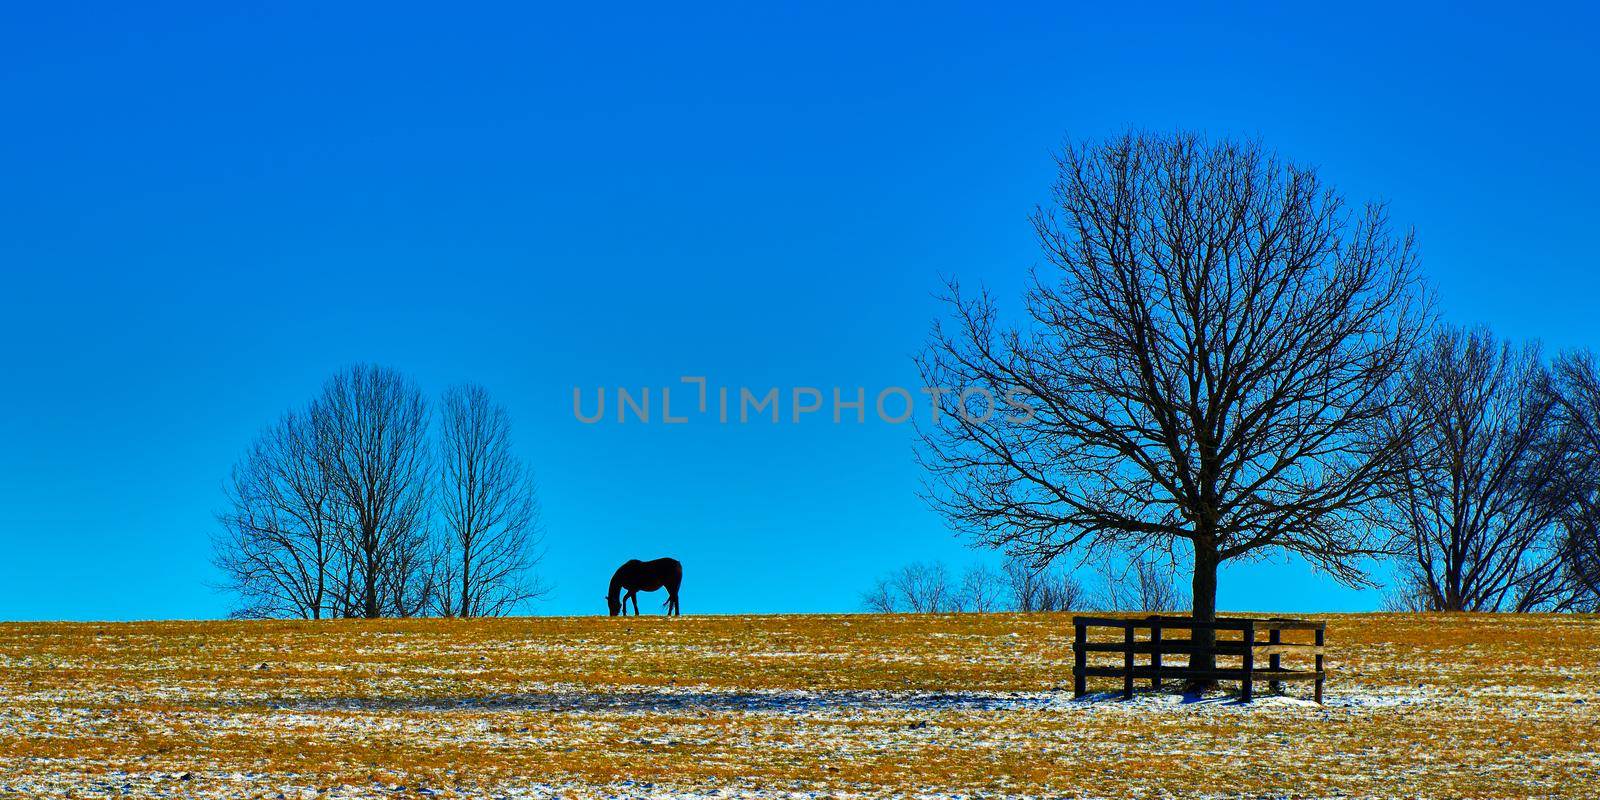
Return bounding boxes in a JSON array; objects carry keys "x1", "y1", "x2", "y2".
[{"x1": 1072, "y1": 615, "x2": 1325, "y2": 703}]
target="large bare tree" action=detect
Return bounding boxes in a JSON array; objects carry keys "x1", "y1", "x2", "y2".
[
  {"x1": 313, "y1": 364, "x2": 433, "y2": 619},
  {"x1": 1385, "y1": 327, "x2": 1574, "y2": 611},
  {"x1": 919, "y1": 131, "x2": 1426, "y2": 671},
  {"x1": 213, "y1": 408, "x2": 340, "y2": 619},
  {"x1": 434, "y1": 384, "x2": 546, "y2": 617}
]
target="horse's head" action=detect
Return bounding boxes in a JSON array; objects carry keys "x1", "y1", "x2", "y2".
[{"x1": 605, "y1": 595, "x2": 621, "y2": 616}]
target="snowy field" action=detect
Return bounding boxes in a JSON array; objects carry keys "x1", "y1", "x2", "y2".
[{"x1": 1, "y1": 613, "x2": 1596, "y2": 798}]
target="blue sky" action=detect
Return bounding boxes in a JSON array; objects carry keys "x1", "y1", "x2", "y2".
[{"x1": 1, "y1": 3, "x2": 1597, "y2": 621}]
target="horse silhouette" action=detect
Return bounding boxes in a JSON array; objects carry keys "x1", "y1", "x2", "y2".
[{"x1": 606, "y1": 557, "x2": 682, "y2": 616}]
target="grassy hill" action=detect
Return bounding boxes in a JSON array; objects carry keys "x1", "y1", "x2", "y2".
[{"x1": 1, "y1": 613, "x2": 1596, "y2": 798}]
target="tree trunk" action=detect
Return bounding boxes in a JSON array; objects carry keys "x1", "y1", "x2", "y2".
[
  {"x1": 313, "y1": 556, "x2": 324, "y2": 621},
  {"x1": 1189, "y1": 542, "x2": 1220, "y2": 688},
  {"x1": 363, "y1": 544, "x2": 381, "y2": 619}
]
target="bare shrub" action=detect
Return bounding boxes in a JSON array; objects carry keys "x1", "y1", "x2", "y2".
[{"x1": 1380, "y1": 574, "x2": 1438, "y2": 612}]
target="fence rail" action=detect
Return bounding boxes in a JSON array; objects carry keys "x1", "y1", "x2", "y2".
[{"x1": 1072, "y1": 615, "x2": 1325, "y2": 703}]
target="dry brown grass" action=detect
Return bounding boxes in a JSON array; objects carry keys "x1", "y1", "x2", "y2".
[{"x1": 1, "y1": 613, "x2": 1596, "y2": 798}]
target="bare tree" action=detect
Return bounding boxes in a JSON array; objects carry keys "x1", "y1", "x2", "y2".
[
  {"x1": 434, "y1": 384, "x2": 547, "y2": 617},
  {"x1": 1546, "y1": 352, "x2": 1600, "y2": 609},
  {"x1": 213, "y1": 408, "x2": 340, "y2": 619},
  {"x1": 1559, "y1": 515, "x2": 1600, "y2": 610},
  {"x1": 314, "y1": 364, "x2": 433, "y2": 619},
  {"x1": 1002, "y1": 558, "x2": 1084, "y2": 612},
  {"x1": 860, "y1": 562, "x2": 957, "y2": 613},
  {"x1": 1380, "y1": 573, "x2": 1436, "y2": 612},
  {"x1": 380, "y1": 518, "x2": 438, "y2": 618},
  {"x1": 899, "y1": 562, "x2": 955, "y2": 612},
  {"x1": 861, "y1": 576, "x2": 899, "y2": 613},
  {"x1": 1097, "y1": 555, "x2": 1189, "y2": 613},
  {"x1": 955, "y1": 564, "x2": 1006, "y2": 612},
  {"x1": 1385, "y1": 327, "x2": 1572, "y2": 611},
  {"x1": 1558, "y1": 524, "x2": 1600, "y2": 611},
  {"x1": 918, "y1": 132, "x2": 1426, "y2": 672}
]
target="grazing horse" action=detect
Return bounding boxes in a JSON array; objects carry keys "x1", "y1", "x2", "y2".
[{"x1": 606, "y1": 558, "x2": 682, "y2": 616}]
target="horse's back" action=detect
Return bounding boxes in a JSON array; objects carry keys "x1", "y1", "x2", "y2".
[
  {"x1": 622, "y1": 558, "x2": 680, "y2": 589},
  {"x1": 614, "y1": 557, "x2": 680, "y2": 588}
]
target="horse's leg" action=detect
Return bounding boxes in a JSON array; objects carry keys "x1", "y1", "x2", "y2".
[{"x1": 631, "y1": 592, "x2": 640, "y2": 616}]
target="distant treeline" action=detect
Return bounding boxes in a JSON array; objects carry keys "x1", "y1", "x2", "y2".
[
  {"x1": 213, "y1": 364, "x2": 544, "y2": 619},
  {"x1": 862, "y1": 556, "x2": 1186, "y2": 615}
]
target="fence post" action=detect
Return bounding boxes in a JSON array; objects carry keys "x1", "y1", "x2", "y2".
[
  {"x1": 1314, "y1": 624, "x2": 1325, "y2": 705},
  {"x1": 1122, "y1": 623, "x2": 1135, "y2": 700},
  {"x1": 1073, "y1": 620, "x2": 1087, "y2": 698},
  {"x1": 1241, "y1": 621, "x2": 1255, "y2": 702},
  {"x1": 1150, "y1": 621, "x2": 1162, "y2": 689},
  {"x1": 1268, "y1": 627, "x2": 1282, "y2": 694}
]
